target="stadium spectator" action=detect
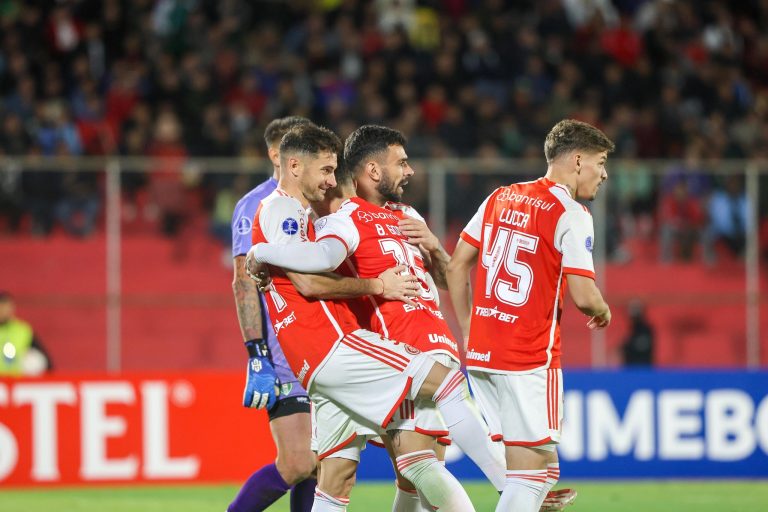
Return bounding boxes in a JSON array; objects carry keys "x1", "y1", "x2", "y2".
[
  {"x1": 0, "y1": 153, "x2": 24, "y2": 233},
  {"x1": 600, "y1": 15, "x2": 643, "y2": 68},
  {"x1": 620, "y1": 300, "x2": 655, "y2": 366},
  {"x1": 23, "y1": 145, "x2": 62, "y2": 236},
  {"x1": 702, "y1": 174, "x2": 748, "y2": 264},
  {"x1": 147, "y1": 111, "x2": 188, "y2": 237},
  {"x1": 658, "y1": 179, "x2": 705, "y2": 263},
  {"x1": 0, "y1": 291, "x2": 52, "y2": 376},
  {"x1": 0, "y1": 112, "x2": 29, "y2": 232},
  {"x1": 34, "y1": 103, "x2": 82, "y2": 157},
  {"x1": 608, "y1": 146, "x2": 656, "y2": 262},
  {"x1": 53, "y1": 149, "x2": 100, "y2": 238}
]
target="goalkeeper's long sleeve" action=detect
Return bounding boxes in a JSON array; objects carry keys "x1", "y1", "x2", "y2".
[{"x1": 249, "y1": 237, "x2": 347, "y2": 273}]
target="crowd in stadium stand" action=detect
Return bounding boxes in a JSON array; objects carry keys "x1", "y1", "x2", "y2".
[{"x1": 0, "y1": 0, "x2": 765, "y2": 264}]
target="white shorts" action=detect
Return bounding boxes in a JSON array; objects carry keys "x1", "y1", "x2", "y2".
[
  {"x1": 310, "y1": 329, "x2": 436, "y2": 460},
  {"x1": 310, "y1": 394, "x2": 378, "y2": 461},
  {"x1": 387, "y1": 353, "x2": 458, "y2": 441},
  {"x1": 468, "y1": 368, "x2": 563, "y2": 448}
]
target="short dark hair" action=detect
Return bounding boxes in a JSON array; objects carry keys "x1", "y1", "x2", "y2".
[
  {"x1": 544, "y1": 119, "x2": 615, "y2": 163},
  {"x1": 334, "y1": 153, "x2": 355, "y2": 187},
  {"x1": 343, "y1": 125, "x2": 407, "y2": 176},
  {"x1": 279, "y1": 123, "x2": 342, "y2": 160},
  {"x1": 263, "y1": 116, "x2": 312, "y2": 147}
]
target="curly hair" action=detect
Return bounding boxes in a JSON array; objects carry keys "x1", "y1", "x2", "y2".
[{"x1": 544, "y1": 119, "x2": 615, "y2": 163}]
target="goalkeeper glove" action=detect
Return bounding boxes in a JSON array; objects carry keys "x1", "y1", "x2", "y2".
[{"x1": 242, "y1": 339, "x2": 280, "y2": 410}]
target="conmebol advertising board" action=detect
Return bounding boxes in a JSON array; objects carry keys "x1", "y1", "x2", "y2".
[{"x1": 357, "y1": 370, "x2": 768, "y2": 480}]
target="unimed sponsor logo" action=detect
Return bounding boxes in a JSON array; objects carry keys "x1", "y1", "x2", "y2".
[
  {"x1": 0, "y1": 380, "x2": 199, "y2": 483},
  {"x1": 427, "y1": 334, "x2": 458, "y2": 352},
  {"x1": 559, "y1": 389, "x2": 768, "y2": 462},
  {"x1": 465, "y1": 349, "x2": 491, "y2": 362}
]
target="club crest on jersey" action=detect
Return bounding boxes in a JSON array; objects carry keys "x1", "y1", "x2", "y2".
[
  {"x1": 282, "y1": 218, "x2": 299, "y2": 235},
  {"x1": 236, "y1": 216, "x2": 252, "y2": 235},
  {"x1": 315, "y1": 217, "x2": 328, "y2": 231},
  {"x1": 404, "y1": 344, "x2": 420, "y2": 355},
  {"x1": 585, "y1": 235, "x2": 593, "y2": 253}
]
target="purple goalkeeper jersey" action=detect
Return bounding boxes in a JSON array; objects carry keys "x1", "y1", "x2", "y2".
[{"x1": 231, "y1": 176, "x2": 307, "y2": 399}]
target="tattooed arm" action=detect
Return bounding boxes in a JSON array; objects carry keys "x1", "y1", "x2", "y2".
[{"x1": 232, "y1": 254, "x2": 264, "y2": 341}]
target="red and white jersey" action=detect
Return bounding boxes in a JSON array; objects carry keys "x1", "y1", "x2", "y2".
[
  {"x1": 315, "y1": 197, "x2": 460, "y2": 362},
  {"x1": 252, "y1": 189, "x2": 359, "y2": 388},
  {"x1": 460, "y1": 178, "x2": 595, "y2": 373}
]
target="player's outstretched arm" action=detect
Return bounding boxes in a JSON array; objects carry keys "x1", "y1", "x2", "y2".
[
  {"x1": 399, "y1": 215, "x2": 451, "y2": 289},
  {"x1": 249, "y1": 238, "x2": 347, "y2": 273},
  {"x1": 566, "y1": 274, "x2": 611, "y2": 329},
  {"x1": 285, "y1": 265, "x2": 419, "y2": 305},
  {"x1": 446, "y1": 239, "x2": 479, "y2": 341}
]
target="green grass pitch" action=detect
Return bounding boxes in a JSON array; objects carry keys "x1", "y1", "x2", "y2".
[{"x1": 1, "y1": 481, "x2": 766, "y2": 511}]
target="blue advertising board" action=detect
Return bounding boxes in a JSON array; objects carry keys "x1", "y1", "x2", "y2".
[{"x1": 355, "y1": 370, "x2": 768, "y2": 480}]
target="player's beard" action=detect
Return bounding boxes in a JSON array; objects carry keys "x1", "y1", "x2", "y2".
[{"x1": 378, "y1": 172, "x2": 406, "y2": 203}]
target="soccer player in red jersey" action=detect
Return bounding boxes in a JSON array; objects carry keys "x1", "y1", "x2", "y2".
[
  {"x1": 229, "y1": 116, "x2": 317, "y2": 512},
  {"x1": 335, "y1": 126, "x2": 507, "y2": 508},
  {"x1": 251, "y1": 123, "x2": 491, "y2": 511},
  {"x1": 447, "y1": 119, "x2": 614, "y2": 511}
]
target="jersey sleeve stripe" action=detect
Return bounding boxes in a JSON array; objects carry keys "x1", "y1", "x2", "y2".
[
  {"x1": 562, "y1": 267, "x2": 595, "y2": 279},
  {"x1": 459, "y1": 231, "x2": 481, "y2": 248},
  {"x1": 316, "y1": 233, "x2": 350, "y2": 253}
]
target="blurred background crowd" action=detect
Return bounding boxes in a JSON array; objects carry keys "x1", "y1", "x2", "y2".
[{"x1": 0, "y1": 0, "x2": 765, "y2": 264}]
